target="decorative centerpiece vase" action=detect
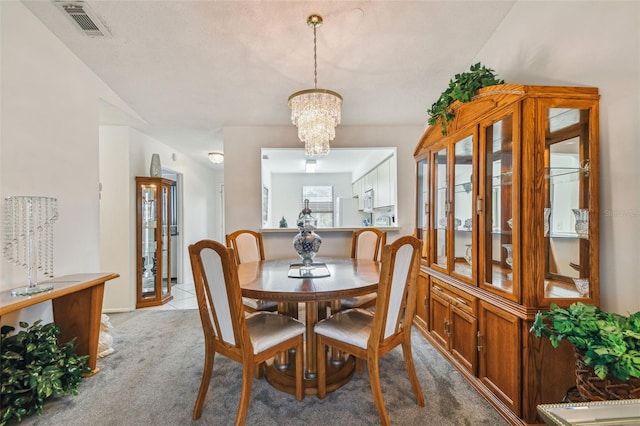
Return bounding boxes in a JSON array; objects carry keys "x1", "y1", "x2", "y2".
[
  {"x1": 573, "y1": 277, "x2": 590, "y2": 297},
  {"x1": 502, "y1": 243, "x2": 513, "y2": 281},
  {"x1": 572, "y1": 208, "x2": 589, "y2": 238},
  {"x1": 464, "y1": 243, "x2": 472, "y2": 266},
  {"x1": 150, "y1": 153, "x2": 162, "y2": 177},
  {"x1": 293, "y1": 199, "x2": 321, "y2": 269}
]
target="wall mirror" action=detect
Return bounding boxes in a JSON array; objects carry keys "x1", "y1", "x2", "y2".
[{"x1": 261, "y1": 147, "x2": 397, "y2": 229}]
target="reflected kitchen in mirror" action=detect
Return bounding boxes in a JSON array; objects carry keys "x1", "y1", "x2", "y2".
[{"x1": 261, "y1": 148, "x2": 398, "y2": 229}]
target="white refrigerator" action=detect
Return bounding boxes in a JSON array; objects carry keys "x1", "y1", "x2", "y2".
[{"x1": 335, "y1": 197, "x2": 362, "y2": 227}]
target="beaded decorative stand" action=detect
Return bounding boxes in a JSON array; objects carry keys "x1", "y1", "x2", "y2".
[{"x1": 2, "y1": 196, "x2": 58, "y2": 296}]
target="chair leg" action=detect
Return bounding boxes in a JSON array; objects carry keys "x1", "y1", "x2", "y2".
[
  {"x1": 356, "y1": 358, "x2": 365, "y2": 374},
  {"x1": 367, "y1": 354, "x2": 390, "y2": 426},
  {"x1": 329, "y1": 300, "x2": 344, "y2": 364},
  {"x1": 254, "y1": 363, "x2": 264, "y2": 379},
  {"x1": 193, "y1": 349, "x2": 215, "y2": 420},
  {"x1": 235, "y1": 361, "x2": 253, "y2": 426},
  {"x1": 402, "y1": 339, "x2": 425, "y2": 406},
  {"x1": 295, "y1": 338, "x2": 304, "y2": 401},
  {"x1": 316, "y1": 335, "x2": 327, "y2": 399}
]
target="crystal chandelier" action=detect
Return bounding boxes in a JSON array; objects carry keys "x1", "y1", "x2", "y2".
[{"x1": 288, "y1": 15, "x2": 342, "y2": 157}]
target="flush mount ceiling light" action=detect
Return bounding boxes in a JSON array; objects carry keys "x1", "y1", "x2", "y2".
[
  {"x1": 208, "y1": 152, "x2": 224, "y2": 164},
  {"x1": 305, "y1": 159, "x2": 317, "y2": 173},
  {"x1": 288, "y1": 14, "x2": 343, "y2": 157}
]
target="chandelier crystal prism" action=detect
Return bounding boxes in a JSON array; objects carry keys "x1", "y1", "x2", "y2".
[{"x1": 288, "y1": 15, "x2": 342, "y2": 157}]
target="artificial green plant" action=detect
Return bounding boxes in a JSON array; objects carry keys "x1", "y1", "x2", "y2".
[
  {"x1": 427, "y1": 62, "x2": 505, "y2": 134},
  {"x1": 530, "y1": 302, "x2": 640, "y2": 382},
  {"x1": 0, "y1": 320, "x2": 92, "y2": 425}
]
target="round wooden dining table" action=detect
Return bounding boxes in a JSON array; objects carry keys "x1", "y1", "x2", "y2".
[{"x1": 237, "y1": 257, "x2": 380, "y2": 396}]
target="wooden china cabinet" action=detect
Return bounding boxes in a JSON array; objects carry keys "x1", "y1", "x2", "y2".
[
  {"x1": 413, "y1": 84, "x2": 600, "y2": 425},
  {"x1": 136, "y1": 176, "x2": 173, "y2": 308}
]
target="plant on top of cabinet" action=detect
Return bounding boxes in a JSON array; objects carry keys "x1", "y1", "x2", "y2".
[{"x1": 426, "y1": 62, "x2": 504, "y2": 135}]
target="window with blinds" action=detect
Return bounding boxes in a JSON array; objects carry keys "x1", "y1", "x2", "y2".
[{"x1": 302, "y1": 185, "x2": 334, "y2": 227}]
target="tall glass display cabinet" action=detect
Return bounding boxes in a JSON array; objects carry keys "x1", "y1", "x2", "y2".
[
  {"x1": 136, "y1": 176, "x2": 173, "y2": 308},
  {"x1": 413, "y1": 85, "x2": 599, "y2": 425}
]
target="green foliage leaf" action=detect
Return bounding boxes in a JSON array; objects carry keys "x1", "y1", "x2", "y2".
[
  {"x1": 426, "y1": 62, "x2": 505, "y2": 134},
  {"x1": 0, "y1": 320, "x2": 92, "y2": 425},
  {"x1": 594, "y1": 364, "x2": 609, "y2": 380},
  {"x1": 530, "y1": 302, "x2": 640, "y2": 382}
]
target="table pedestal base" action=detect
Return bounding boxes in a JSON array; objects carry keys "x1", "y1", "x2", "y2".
[{"x1": 265, "y1": 353, "x2": 355, "y2": 396}]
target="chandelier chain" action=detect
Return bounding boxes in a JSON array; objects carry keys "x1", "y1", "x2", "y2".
[{"x1": 313, "y1": 24, "x2": 317, "y2": 89}]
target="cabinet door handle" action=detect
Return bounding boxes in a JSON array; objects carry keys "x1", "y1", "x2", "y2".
[
  {"x1": 476, "y1": 331, "x2": 482, "y2": 352},
  {"x1": 433, "y1": 285, "x2": 443, "y2": 292},
  {"x1": 454, "y1": 297, "x2": 468, "y2": 305},
  {"x1": 476, "y1": 196, "x2": 483, "y2": 214},
  {"x1": 444, "y1": 318, "x2": 449, "y2": 336}
]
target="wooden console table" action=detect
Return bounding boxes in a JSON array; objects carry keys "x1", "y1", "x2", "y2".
[{"x1": 0, "y1": 273, "x2": 119, "y2": 373}]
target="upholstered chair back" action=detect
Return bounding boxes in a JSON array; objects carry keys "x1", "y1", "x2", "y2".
[
  {"x1": 189, "y1": 239, "x2": 246, "y2": 350},
  {"x1": 352, "y1": 228, "x2": 387, "y2": 261},
  {"x1": 226, "y1": 229, "x2": 265, "y2": 265},
  {"x1": 371, "y1": 236, "x2": 421, "y2": 344}
]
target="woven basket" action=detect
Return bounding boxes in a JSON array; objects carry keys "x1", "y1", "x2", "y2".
[{"x1": 575, "y1": 349, "x2": 640, "y2": 401}]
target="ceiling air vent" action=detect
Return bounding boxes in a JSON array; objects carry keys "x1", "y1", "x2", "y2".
[{"x1": 55, "y1": 1, "x2": 111, "y2": 37}]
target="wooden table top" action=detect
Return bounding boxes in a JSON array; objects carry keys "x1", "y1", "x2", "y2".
[
  {"x1": 0, "y1": 273, "x2": 120, "y2": 315},
  {"x1": 238, "y1": 257, "x2": 380, "y2": 303}
]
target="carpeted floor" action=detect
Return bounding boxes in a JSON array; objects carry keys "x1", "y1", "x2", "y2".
[{"x1": 14, "y1": 309, "x2": 508, "y2": 426}]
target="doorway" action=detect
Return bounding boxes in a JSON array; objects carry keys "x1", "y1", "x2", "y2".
[{"x1": 162, "y1": 170, "x2": 183, "y2": 284}]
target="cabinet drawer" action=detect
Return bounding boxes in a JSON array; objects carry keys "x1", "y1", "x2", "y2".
[
  {"x1": 430, "y1": 278, "x2": 477, "y2": 317},
  {"x1": 430, "y1": 280, "x2": 449, "y2": 300}
]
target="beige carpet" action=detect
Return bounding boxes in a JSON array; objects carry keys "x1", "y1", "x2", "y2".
[{"x1": 15, "y1": 309, "x2": 508, "y2": 426}]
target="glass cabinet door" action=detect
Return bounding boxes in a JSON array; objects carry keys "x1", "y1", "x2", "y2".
[
  {"x1": 481, "y1": 114, "x2": 516, "y2": 297},
  {"x1": 160, "y1": 184, "x2": 170, "y2": 297},
  {"x1": 140, "y1": 184, "x2": 158, "y2": 300},
  {"x1": 433, "y1": 147, "x2": 448, "y2": 269},
  {"x1": 453, "y1": 134, "x2": 474, "y2": 280},
  {"x1": 417, "y1": 156, "x2": 429, "y2": 262},
  {"x1": 544, "y1": 106, "x2": 593, "y2": 299}
]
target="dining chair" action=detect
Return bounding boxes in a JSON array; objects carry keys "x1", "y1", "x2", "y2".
[
  {"x1": 340, "y1": 228, "x2": 387, "y2": 310},
  {"x1": 315, "y1": 235, "x2": 425, "y2": 426},
  {"x1": 188, "y1": 239, "x2": 305, "y2": 424},
  {"x1": 226, "y1": 229, "x2": 277, "y2": 313}
]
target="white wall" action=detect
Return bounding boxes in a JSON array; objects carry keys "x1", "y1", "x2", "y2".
[
  {"x1": 99, "y1": 126, "x2": 222, "y2": 312},
  {"x1": 99, "y1": 126, "x2": 133, "y2": 311},
  {"x1": 223, "y1": 125, "x2": 423, "y2": 259},
  {"x1": 0, "y1": 1, "x2": 140, "y2": 325},
  {"x1": 0, "y1": 2, "x2": 222, "y2": 319},
  {"x1": 475, "y1": 1, "x2": 640, "y2": 314}
]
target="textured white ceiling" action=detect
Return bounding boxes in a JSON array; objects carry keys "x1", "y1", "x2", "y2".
[{"x1": 21, "y1": 1, "x2": 516, "y2": 168}]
